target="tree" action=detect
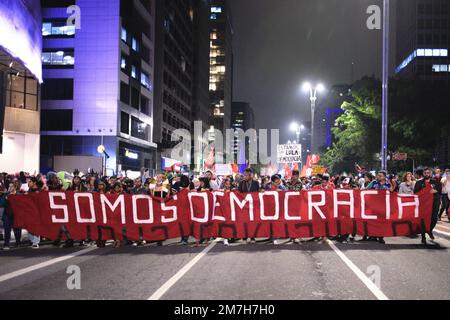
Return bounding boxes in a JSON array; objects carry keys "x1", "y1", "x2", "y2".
[{"x1": 320, "y1": 77, "x2": 450, "y2": 174}]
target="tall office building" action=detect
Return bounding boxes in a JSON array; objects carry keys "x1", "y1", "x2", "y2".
[
  {"x1": 40, "y1": 0, "x2": 156, "y2": 175},
  {"x1": 0, "y1": 0, "x2": 42, "y2": 173},
  {"x1": 154, "y1": 0, "x2": 195, "y2": 165},
  {"x1": 209, "y1": 0, "x2": 233, "y2": 133},
  {"x1": 315, "y1": 85, "x2": 352, "y2": 151},
  {"x1": 192, "y1": 0, "x2": 213, "y2": 169},
  {"x1": 231, "y1": 101, "x2": 254, "y2": 157},
  {"x1": 396, "y1": 0, "x2": 450, "y2": 82}
]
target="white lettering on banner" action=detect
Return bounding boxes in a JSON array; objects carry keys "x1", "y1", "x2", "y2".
[
  {"x1": 361, "y1": 190, "x2": 379, "y2": 220},
  {"x1": 397, "y1": 195, "x2": 420, "y2": 219},
  {"x1": 385, "y1": 191, "x2": 391, "y2": 220},
  {"x1": 132, "y1": 195, "x2": 154, "y2": 224},
  {"x1": 188, "y1": 192, "x2": 209, "y2": 223},
  {"x1": 230, "y1": 193, "x2": 254, "y2": 221},
  {"x1": 74, "y1": 193, "x2": 96, "y2": 223},
  {"x1": 100, "y1": 194, "x2": 125, "y2": 224},
  {"x1": 49, "y1": 192, "x2": 69, "y2": 223},
  {"x1": 284, "y1": 192, "x2": 301, "y2": 220},
  {"x1": 333, "y1": 190, "x2": 355, "y2": 219},
  {"x1": 308, "y1": 191, "x2": 327, "y2": 220},
  {"x1": 259, "y1": 191, "x2": 279, "y2": 220},
  {"x1": 161, "y1": 196, "x2": 178, "y2": 223},
  {"x1": 212, "y1": 192, "x2": 225, "y2": 221}
]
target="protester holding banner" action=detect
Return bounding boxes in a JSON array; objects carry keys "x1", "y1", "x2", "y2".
[
  {"x1": 285, "y1": 170, "x2": 303, "y2": 191},
  {"x1": 238, "y1": 168, "x2": 260, "y2": 193},
  {"x1": 415, "y1": 167, "x2": 442, "y2": 244}
]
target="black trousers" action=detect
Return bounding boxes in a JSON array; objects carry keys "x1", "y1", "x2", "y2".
[{"x1": 439, "y1": 194, "x2": 449, "y2": 218}]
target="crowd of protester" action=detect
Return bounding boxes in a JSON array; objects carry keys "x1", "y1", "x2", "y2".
[{"x1": 0, "y1": 166, "x2": 449, "y2": 250}]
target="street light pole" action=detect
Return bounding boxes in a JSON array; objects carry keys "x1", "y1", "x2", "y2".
[
  {"x1": 309, "y1": 89, "x2": 317, "y2": 154},
  {"x1": 302, "y1": 83, "x2": 324, "y2": 155},
  {"x1": 381, "y1": 0, "x2": 390, "y2": 171}
]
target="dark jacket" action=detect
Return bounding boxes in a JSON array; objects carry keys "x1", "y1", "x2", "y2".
[
  {"x1": 414, "y1": 178, "x2": 442, "y2": 197},
  {"x1": 238, "y1": 180, "x2": 260, "y2": 193}
]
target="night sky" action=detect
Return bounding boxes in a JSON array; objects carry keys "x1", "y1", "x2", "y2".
[{"x1": 230, "y1": 0, "x2": 396, "y2": 142}]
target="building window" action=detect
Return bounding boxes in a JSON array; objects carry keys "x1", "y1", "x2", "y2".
[
  {"x1": 121, "y1": 111, "x2": 130, "y2": 134},
  {"x1": 140, "y1": 72, "x2": 151, "y2": 90},
  {"x1": 141, "y1": 95, "x2": 150, "y2": 115},
  {"x1": 120, "y1": 82, "x2": 130, "y2": 104},
  {"x1": 121, "y1": 55, "x2": 127, "y2": 70},
  {"x1": 131, "y1": 65, "x2": 137, "y2": 79},
  {"x1": 131, "y1": 87, "x2": 140, "y2": 110},
  {"x1": 131, "y1": 117, "x2": 148, "y2": 141},
  {"x1": 42, "y1": 50, "x2": 75, "y2": 66},
  {"x1": 132, "y1": 37, "x2": 139, "y2": 52},
  {"x1": 42, "y1": 21, "x2": 75, "y2": 37},
  {"x1": 121, "y1": 27, "x2": 127, "y2": 43},
  {"x1": 5, "y1": 74, "x2": 39, "y2": 111},
  {"x1": 41, "y1": 78, "x2": 73, "y2": 100},
  {"x1": 41, "y1": 110, "x2": 73, "y2": 131}
]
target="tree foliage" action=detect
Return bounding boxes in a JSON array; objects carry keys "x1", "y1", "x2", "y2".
[{"x1": 320, "y1": 76, "x2": 450, "y2": 174}]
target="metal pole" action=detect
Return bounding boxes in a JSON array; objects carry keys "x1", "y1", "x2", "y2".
[
  {"x1": 310, "y1": 91, "x2": 316, "y2": 155},
  {"x1": 381, "y1": 0, "x2": 390, "y2": 171}
]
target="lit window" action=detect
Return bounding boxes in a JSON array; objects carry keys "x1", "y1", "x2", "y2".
[
  {"x1": 416, "y1": 49, "x2": 425, "y2": 56},
  {"x1": 141, "y1": 72, "x2": 152, "y2": 90},
  {"x1": 121, "y1": 27, "x2": 127, "y2": 42},
  {"x1": 121, "y1": 57, "x2": 126, "y2": 70},
  {"x1": 211, "y1": 7, "x2": 222, "y2": 13},
  {"x1": 441, "y1": 65, "x2": 448, "y2": 72},
  {"x1": 132, "y1": 37, "x2": 139, "y2": 52},
  {"x1": 131, "y1": 65, "x2": 137, "y2": 79},
  {"x1": 210, "y1": 14, "x2": 217, "y2": 20},
  {"x1": 42, "y1": 50, "x2": 75, "y2": 66},
  {"x1": 42, "y1": 22, "x2": 76, "y2": 37},
  {"x1": 433, "y1": 49, "x2": 441, "y2": 56},
  {"x1": 441, "y1": 49, "x2": 448, "y2": 57},
  {"x1": 425, "y1": 49, "x2": 433, "y2": 56},
  {"x1": 42, "y1": 23, "x2": 51, "y2": 36}
]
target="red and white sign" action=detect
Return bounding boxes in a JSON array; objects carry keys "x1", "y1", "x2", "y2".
[{"x1": 8, "y1": 189, "x2": 434, "y2": 242}]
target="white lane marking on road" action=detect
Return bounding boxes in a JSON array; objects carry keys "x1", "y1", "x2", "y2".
[
  {"x1": 434, "y1": 229, "x2": 450, "y2": 237},
  {"x1": 148, "y1": 239, "x2": 219, "y2": 300},
  {"x1": 0, "y1": 246, "x2": 98, "y2": 283},
  {"x1": 327, "y1": 240, "x2": 389, "y2": 300},
  {"x1": 436, "y1": 224, "x2": 450, "y2": 231}
]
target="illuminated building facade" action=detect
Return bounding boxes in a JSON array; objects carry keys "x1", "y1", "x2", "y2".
[
  {"x1": 209, "y1": 0, "x2": 233, "y2": 133},
  {"x1": 0, "y1": 0, "x2": 42, "y2": 173},
  {"x1": 396, "y1": 0, "x2": 450, "y2": 82},
  {"x1": 40, "y1": 0, "x2": 157, "y2": 174}
]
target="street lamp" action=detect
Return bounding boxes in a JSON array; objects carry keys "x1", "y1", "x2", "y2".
[
  {"x1": 302, "y1": 82, "x2": 325, "y2": 154},
  {"x1": 97, "y1": 144, "x2": 110, "y2": 176}
]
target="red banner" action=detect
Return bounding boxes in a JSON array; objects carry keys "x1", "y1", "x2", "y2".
[{"x1": 8, "y1": 189, "x2": 433, "y2": 242}]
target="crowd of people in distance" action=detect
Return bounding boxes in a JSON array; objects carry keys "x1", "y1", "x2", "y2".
[{"x1": 0, "y1": 166, "x2": 449, "y2": 250}]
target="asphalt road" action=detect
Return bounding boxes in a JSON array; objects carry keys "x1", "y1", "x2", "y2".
[{"x1": 1, "y1": 220, "x2": 450, "y2": 300}]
